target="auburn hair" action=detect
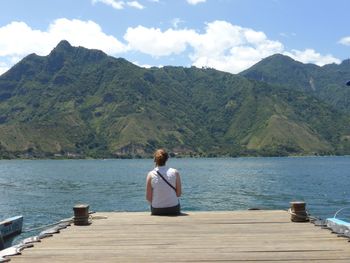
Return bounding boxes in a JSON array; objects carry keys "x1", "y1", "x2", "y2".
[{"x1": 154, "y1": 149, "x2": 169, "y2": 166}]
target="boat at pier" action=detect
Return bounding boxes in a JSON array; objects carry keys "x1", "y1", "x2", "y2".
[{"x1": 0, "y1": 216, "x2": 23, "y2": 250}]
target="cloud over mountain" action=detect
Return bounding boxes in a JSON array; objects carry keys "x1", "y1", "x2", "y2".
[
  {"x1": 284, "y1": 49, "x2": 340, "y2": 66},
  {"x1": 0, "y1": 18, "x2": 341, "y2": 76},
  {"x1": 0, "y1": 19, "x2": 127, "y2": 75},
  {"x1": 124, "y1": 20, "x2": 339, "y2": 73}
]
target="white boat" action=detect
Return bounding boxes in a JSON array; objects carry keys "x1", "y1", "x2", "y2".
[
  {"x1": 326, "y1": 217, "x2": 350, "y2": 235},
  {"x1": 0, "y1": 216, "x2": 23, "y2": 239},
  {"x1": 325, "y1": 207, "x2": 350, "y2": 236}
]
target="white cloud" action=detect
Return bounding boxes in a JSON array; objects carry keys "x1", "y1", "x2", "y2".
[
  {"x1": 0, "y1": 21, "x2": 50, "y2": 57},
  {"x1": 48, "y1": 19, "x2": 127, "y2": 53},
  {"x1": 190, "y1": 22, "x2": 285, "y2": 73},
  {"x1": 187, "y1": 0, "x2": 206, "y2": 5},
  {"x1": 92, "y1": 0, "x2": 125, "y2": 9},
  {"x1": 133, "y1": 61, "x2": 162, "y2": 68},
  {"x1": 127, "y1": 1, "x2": 144, "y2": 9},
  {"x1": 91, "y1": 0, "x2": 145, "y2": 10},
  {"x1": 124, "y1": 26, "x2": 196, "y2": 57},
  {"x1": 0, "y1": 19, "x2": 127, "y2": 57},
  {"x1": 339, "y1": 36, "x2": 350, "y2": 46},
  {"x1": 124, "y1": 20, "x2": 284, "y2": 73},
  {"x1": 284, "y1": 49, "x2": 340, "y2": 66},
  {"x1": 124, "y1": 20, "x2": 341, "y2": 73},
  {"x1": 0, "y1": 19, "x2": 127, "y2": 72}
]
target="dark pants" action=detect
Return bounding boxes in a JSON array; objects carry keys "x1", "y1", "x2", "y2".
[{"x1": 151, "y1": 203, "x2": 181, "y2": 216}]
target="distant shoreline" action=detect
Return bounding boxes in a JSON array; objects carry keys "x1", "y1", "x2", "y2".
[{"x1": 0, "y1": 153, "x2": 349, "y2": 161}]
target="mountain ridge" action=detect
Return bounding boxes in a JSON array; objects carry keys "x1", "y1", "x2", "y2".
[
  {"x1": 0, "y1": 40, "x2": 349, "y2": 158},
  {"x1": 240, "y1": 53, "x2": 350, "y2": 112}
]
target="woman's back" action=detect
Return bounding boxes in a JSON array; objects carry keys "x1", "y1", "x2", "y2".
[
  {"x1": 150, "y1": 166, "x2": 178, "y2": 208},
  {"x1": 146, "y1": 149, "x2": 182, "y2": 215}
]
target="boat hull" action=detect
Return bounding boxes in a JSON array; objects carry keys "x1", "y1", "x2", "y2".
[
  {"x1": 0, "y1": 216, "x2": 23, "y2": 239},
  {"x1": 326, "y1": 217, "x2": 350, "y2": 234}
]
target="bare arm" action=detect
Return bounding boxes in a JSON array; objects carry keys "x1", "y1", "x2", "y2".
[
  {"x1": 146, "y1": 173, "x2": 153, "y2": 204},
  {"x1": 175, "y1": 170, "x2": 182, "y2": 197}
]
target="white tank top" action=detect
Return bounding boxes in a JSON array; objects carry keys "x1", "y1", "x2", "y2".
[{"x1": 150, "y1": 166, "x2": 178, "y2": 208}]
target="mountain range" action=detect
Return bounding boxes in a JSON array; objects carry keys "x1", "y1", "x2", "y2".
[{"x1": 0, "y1": 40, "x2": 349, "y2": 158}]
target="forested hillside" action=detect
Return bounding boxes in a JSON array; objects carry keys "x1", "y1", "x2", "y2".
[
  {"x1": 241, "y1": 54, "x2": 350, "y2": 113},
  {"x1": 0, "y1": 41, "x2": 349, "y2": 158}
]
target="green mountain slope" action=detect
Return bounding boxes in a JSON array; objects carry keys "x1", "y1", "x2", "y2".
[
  {"x1": 240, "y1": 54, "x2": 350, "y2": 112},
  {"x1": 0, "y1": 41, "x2": 349, "y2": 158}
]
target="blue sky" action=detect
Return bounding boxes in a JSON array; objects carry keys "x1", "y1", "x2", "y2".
[{"x1": 0, "y1": 0, "x2": 349, "y2": 75}]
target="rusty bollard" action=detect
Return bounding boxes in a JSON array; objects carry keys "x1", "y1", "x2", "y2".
[
  {"x1": 290, "y1": 201, "x2": 309, "y2": 222},
  {"x1": 73, "y1": 204, "x2": 91, "y2": 226}
]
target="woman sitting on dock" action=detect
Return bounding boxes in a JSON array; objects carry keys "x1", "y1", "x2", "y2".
[{"x1": 146, "y1": 149, "x2": 182, "y2": 215}]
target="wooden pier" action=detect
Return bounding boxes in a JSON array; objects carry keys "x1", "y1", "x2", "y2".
[{"x1": 9, "y1": 210, "x2": 350, "y2": 262}]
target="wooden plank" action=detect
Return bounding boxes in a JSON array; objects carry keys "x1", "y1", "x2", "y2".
[{"x1": 8, "y1": 211, "x2": 350, "y2": 262}]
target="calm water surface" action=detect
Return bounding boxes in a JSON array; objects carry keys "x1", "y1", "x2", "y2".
[{"x1": 0, "y1": 156, "x2": 349, "y2": 242}]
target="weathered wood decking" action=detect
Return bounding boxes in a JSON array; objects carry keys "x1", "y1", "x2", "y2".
[{"x1": 9, "y1": 210, "x2": 350, "y2": 262}]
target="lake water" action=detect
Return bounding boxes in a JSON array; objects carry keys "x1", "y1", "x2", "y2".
[{"x1": 0, "y1": 156, "x2": 349, "y2": 243}]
